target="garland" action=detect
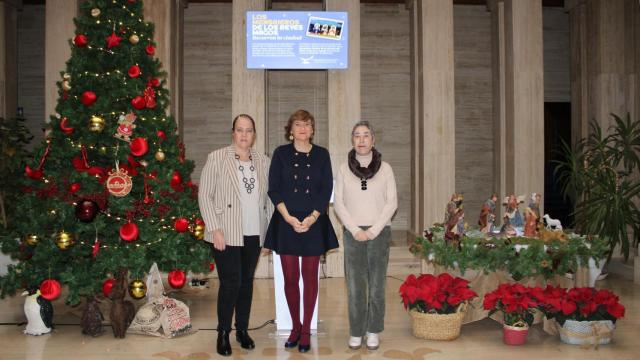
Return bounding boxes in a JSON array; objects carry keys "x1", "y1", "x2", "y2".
[{"x1": 411, "y1": 226, "x2": 609, "y2": 280}]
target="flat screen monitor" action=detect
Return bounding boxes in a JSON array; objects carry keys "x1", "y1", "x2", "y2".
[{"x1": 246, "y1": 11, "x2": 349, "y2": 69}]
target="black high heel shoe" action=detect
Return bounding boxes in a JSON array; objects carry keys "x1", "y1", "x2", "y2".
[
  {"x1": 284, "y1": 329, "x2": 301, "y2": 348},
  {"x1": 298, "y1": 333, "x2": 311, "y2": 353}
]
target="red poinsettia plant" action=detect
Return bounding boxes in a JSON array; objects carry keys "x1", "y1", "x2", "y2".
[
  {"x1": 530, "y1": 285, "x2": 625, "y2": 326},
  {"x1": 399, "y1": 273, "x2": 477, "y2": 314},
  {"x1": 483, "y1": 283, "x2": 539, "y2": 327}
]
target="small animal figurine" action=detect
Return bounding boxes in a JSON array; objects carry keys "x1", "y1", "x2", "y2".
[
  {"x1": 542, "y1": 214, "x2": 563, "y2": 230},
  {"x1": 22, "y1": 287, "x2": 53, "y2": 336},
  {"x1": 538, "y1": 223, "x2": 567, "y2": 243},
  {"x1": 109, "y1": 269, "x2": 135, "y2": 338},
  {"x1": 81, "y1": 295, "x2": 104, "y2": 337}
]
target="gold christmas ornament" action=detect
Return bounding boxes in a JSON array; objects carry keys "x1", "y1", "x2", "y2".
[
  {"x1": 62, "y1": 80, "x2": 72, "y2": 91},
  {"x1": 91, "y1": 8, "x2": 101, "y2": 17},
  {"x1": 24, "y1": 234, "x2": 39, "y2": 246},
  {"x1": 154, "y1": 149, "x2": 165, "y2": 161},
  {"x1": 129, "y1": 34, "x2": 139, "y2": 45},
  {"x1": 55, "y1": 231, "x2": 75, "y2": 250},
  {"x1": 89, "y1": 115, "x2": 105, "y2": 132},
  {"x1": 63, "y1": 73, "x2": 71, "y2": 80},
  {"x1": 128, "y1": 279, "x2": 147, "y2": 299},
  {"x1": 190, "y1": 223, "x2": 205, "y2": 241}
]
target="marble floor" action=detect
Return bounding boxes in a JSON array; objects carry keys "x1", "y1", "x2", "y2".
[{"x1": 0, "y1": 274, "x2": 638, "y2": 360}]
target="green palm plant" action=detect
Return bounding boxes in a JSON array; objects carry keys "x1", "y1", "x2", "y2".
[{"x1": 554, "y1": 113, "x2": 640, "y2": 261}]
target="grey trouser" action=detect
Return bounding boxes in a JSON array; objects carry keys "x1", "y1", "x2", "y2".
[{"x1": 343, "y1": 226, "x2": 391, "y2": 337}]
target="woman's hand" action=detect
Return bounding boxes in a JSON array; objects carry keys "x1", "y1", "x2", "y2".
[
  {"x1": 354, "y1": 230, "x2": 370, "y2": 242},
  {"x1": 261, "y1": 248, "x2": 271, "y2": 256},
  {"x1": 301, "y1": 215, "x2": 316, "y2": 229},
  {"x1": 212, "y1": 229, "x2": 226, "y2": 251},
  {"x1": 285, "y1": 215, "x2": 307, "y2": 233}
]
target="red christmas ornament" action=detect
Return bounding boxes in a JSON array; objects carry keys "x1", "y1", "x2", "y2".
[
  {"x1": 174, "y1": 218, "x2": 189, "y2": 232},
  {"x1": 195, "y1": 218, "x2": 205, "y2": 226},
  {"x1": 75, "y1": 199, "x2": 99, "y2": 223},
  {"x1": 69, "y1": 183, "x2": 81, "y2": 193},
  {"x1": 209, "y1": 262, "x2": 216, "y2": 272},
  {"x1": 40, "y1": 279, "x2": 61, "y2": 301},
  {"x1": 81, "y1": 91, "x2": 97, "y2": 106},
  {"x1": 128, "y1": 65, "x2": 141, "y2": 78},
  {"x1": 74, "y1": 34, "x2": 88, "y2": 47},
  {"x1": 119, "y1": 222, "x2": 139, "y2": 242},
  {"x1": 156, "y1": 130, "x2": 166, "y2": 140},
  {"x1": 106, "y1": 31, "x2": 122, "y2": 49},
  {"x1": 145, "y1": 44, "x2": 155, "y2": 55},
  {"x1": 130, "y1": 137, "x2": 149, "y2": 157},
  {"x1": 60, "y1": 117, "x2": 74, "y2": 134},
  {"x1": 131, "y1": 95, "x2": 145, "y2": 110},
  {"x1": 170, "y1": 171, "x2": 183, "y2": 191},
  {"x1": 102, "y1": 278, "x2": 115, "y2": 297},
  {"x1": 168, "y1": 269, "x2": 186, "y2": 289},
  {"x1": 148, "y1": 78, "x2": 160, "y2": 87},
  {"x1": 92, "y1": 238, "x2": 100, "y2": 258},
  {"x1": 24, "y1": 165, "x2": 43, "y2": 180}
]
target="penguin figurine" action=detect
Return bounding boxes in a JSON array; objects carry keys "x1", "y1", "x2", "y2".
[{"x1": 22, "y1": 288, "x2": 53, "y2": 335}]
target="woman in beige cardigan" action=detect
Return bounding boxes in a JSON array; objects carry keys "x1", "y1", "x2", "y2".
[{"x1": 198, "y1": 114, "x2": 272, "y2": 357}]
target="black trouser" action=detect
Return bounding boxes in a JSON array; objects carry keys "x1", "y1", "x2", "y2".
[{"x1": 212, "y1": 235, "x2": 261, "y2": 331}]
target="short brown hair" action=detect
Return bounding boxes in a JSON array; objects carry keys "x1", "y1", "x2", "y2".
[{"x1": 284, "y1": 109, "x2": 315, "y2": 142}]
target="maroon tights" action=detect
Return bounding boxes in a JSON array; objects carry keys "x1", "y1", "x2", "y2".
[{"x1": 280, "y1": 255, "x2": 320, "y2": 346}]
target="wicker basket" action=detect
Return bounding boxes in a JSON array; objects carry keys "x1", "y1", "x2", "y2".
[{"x1": 409, "y1": 303, "x2": 466, "y2": 341}]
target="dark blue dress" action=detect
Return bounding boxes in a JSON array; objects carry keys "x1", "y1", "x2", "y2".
[{"x1": 264, "y1": 143, "x2": 339, "y2": 256}]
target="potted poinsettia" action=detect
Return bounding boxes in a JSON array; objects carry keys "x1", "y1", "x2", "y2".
[
  {"x1": 399, "y1": 273, "x2": 477, "y2": 340},
  {"x1": 483, "y1": 283, "x2": 539, "y2": 345},
  {"x1": 531, "y1": 285, "x2": 625, "y2": 346}
]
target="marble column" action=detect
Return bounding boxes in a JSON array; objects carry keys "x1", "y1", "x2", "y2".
[
  {"x1": 566, "y1": 0, "x2": 639, "y2": 144},
  {"x1": 232, "y1": 0, "x2": 266, "y2": 153},
  {"x1": 325, "y1": 0, "x2": 360, "y2": 278},
  {"x1": 489, "y1": 0, "x2": 544, "y2": 206},
  {"x1": 144, "y1": 0, "x2": 185, "y2": 136},
  {"x1": 412, "y1": 0, "x2": 456, "y2": 233}
]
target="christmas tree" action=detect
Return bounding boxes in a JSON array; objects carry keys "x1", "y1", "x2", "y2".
[{"x1": 0, "y1": 0, "x2": 211, "y2": 306}]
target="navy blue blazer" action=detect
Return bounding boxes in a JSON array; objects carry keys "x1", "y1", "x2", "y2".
[{"x1": 264, "y1": 143, "x2": 339, "y2": 256}]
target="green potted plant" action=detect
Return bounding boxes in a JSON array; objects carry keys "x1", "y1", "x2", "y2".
[{"x1": 554, "y1": 113, "x2": 640, "y2": 261}]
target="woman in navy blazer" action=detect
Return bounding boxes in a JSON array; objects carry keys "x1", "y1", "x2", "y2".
[{"x1": 264, "y1": 109, "x2": 339, "y2": 353}]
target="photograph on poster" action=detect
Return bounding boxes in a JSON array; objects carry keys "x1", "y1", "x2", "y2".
[{"x1": 306, "y1": 16, "x2": 343, "y2": 40}]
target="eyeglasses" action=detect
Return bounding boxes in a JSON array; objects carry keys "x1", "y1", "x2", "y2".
[{"x1": 361, "y1": 179, "x2": 367, "y2": 191}]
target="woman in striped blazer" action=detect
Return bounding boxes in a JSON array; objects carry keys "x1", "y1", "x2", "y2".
[{"x1": 198, "y1": 114, "x2": 272, "y2": 357}]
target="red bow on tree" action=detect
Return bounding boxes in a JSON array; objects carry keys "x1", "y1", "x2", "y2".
[{"x1": 143, "y1": 86, "x2": 156, "y2": 108}]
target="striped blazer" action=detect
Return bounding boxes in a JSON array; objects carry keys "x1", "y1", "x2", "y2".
[{"x1": 198, "y1": 145, "x2": 273, "y2": 246}]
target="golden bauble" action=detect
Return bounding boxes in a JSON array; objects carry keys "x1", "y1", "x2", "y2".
[
  {"x1": 62, "y1": 80, "x2": 72, "y2": 91},
  {"x1": 91, "y1": 8, "x2": 101, "y2": 17},
  {"x1": 62, "y1": 73, "x2": 71, "y2": 80},
  {"x1": 129, "y1": 34, "x2": 139, "y2": 45},
  {"x1": 55, "y1": 231, "x2": 75, "y2": 250},
  {"x1": 128, "y1": 279, "x2": 147, "y2": 299},
  {"x1": 89, "y1": 115, "x2": 105, "y2": 132},
  {"x1": 190, "y1": 223, "x2": 205, "y2": 241},
  {"x1": 154, "y1": 150, "x2": 165, "y2": 161},
  {"x1": 24, "y1": 234, "x2": 39, "y2": 246}
]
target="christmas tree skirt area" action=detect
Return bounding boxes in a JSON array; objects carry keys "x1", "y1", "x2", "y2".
[{"x1": 1, "y1": 277, "x2": 639, "y2": 359}]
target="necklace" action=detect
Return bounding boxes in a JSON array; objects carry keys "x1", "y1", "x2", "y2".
[
  {"x1": 235, "y1": 154, "x2": 255, "y2": 194},
  {"x1": 360, "y1": 178, "x2": 368, "y2": 191}
]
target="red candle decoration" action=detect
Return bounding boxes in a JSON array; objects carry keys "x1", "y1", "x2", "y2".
[
  {"x1": 81, "y1": 91, "x2": 97, "y2": 106},
  {"x1": 129, "y1": 137, "x2": 149, "y2": 157},
  {"x1": 168, "y1": 269, "x2": 186, "y2": 289},
  {"x1": 40, "y1": 279, "x2": 62, "y2": 300},
  {"x1": 102, "y1": 278, "x2": 115, "y2": 297},
  {"x1": 174, "y1": 218, "x2": 189, "y2": 232},
  {"x1": 119, "y1": 222, "x2": 139, "y2": 242}
]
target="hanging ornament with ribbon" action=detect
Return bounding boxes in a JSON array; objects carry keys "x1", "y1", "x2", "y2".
[
  {"x1": 24, "y1": 142, "x2": 51, "y2": 180},
  {"x1": 106, "y1": 160, "x2": 133, "y2": 197}
]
